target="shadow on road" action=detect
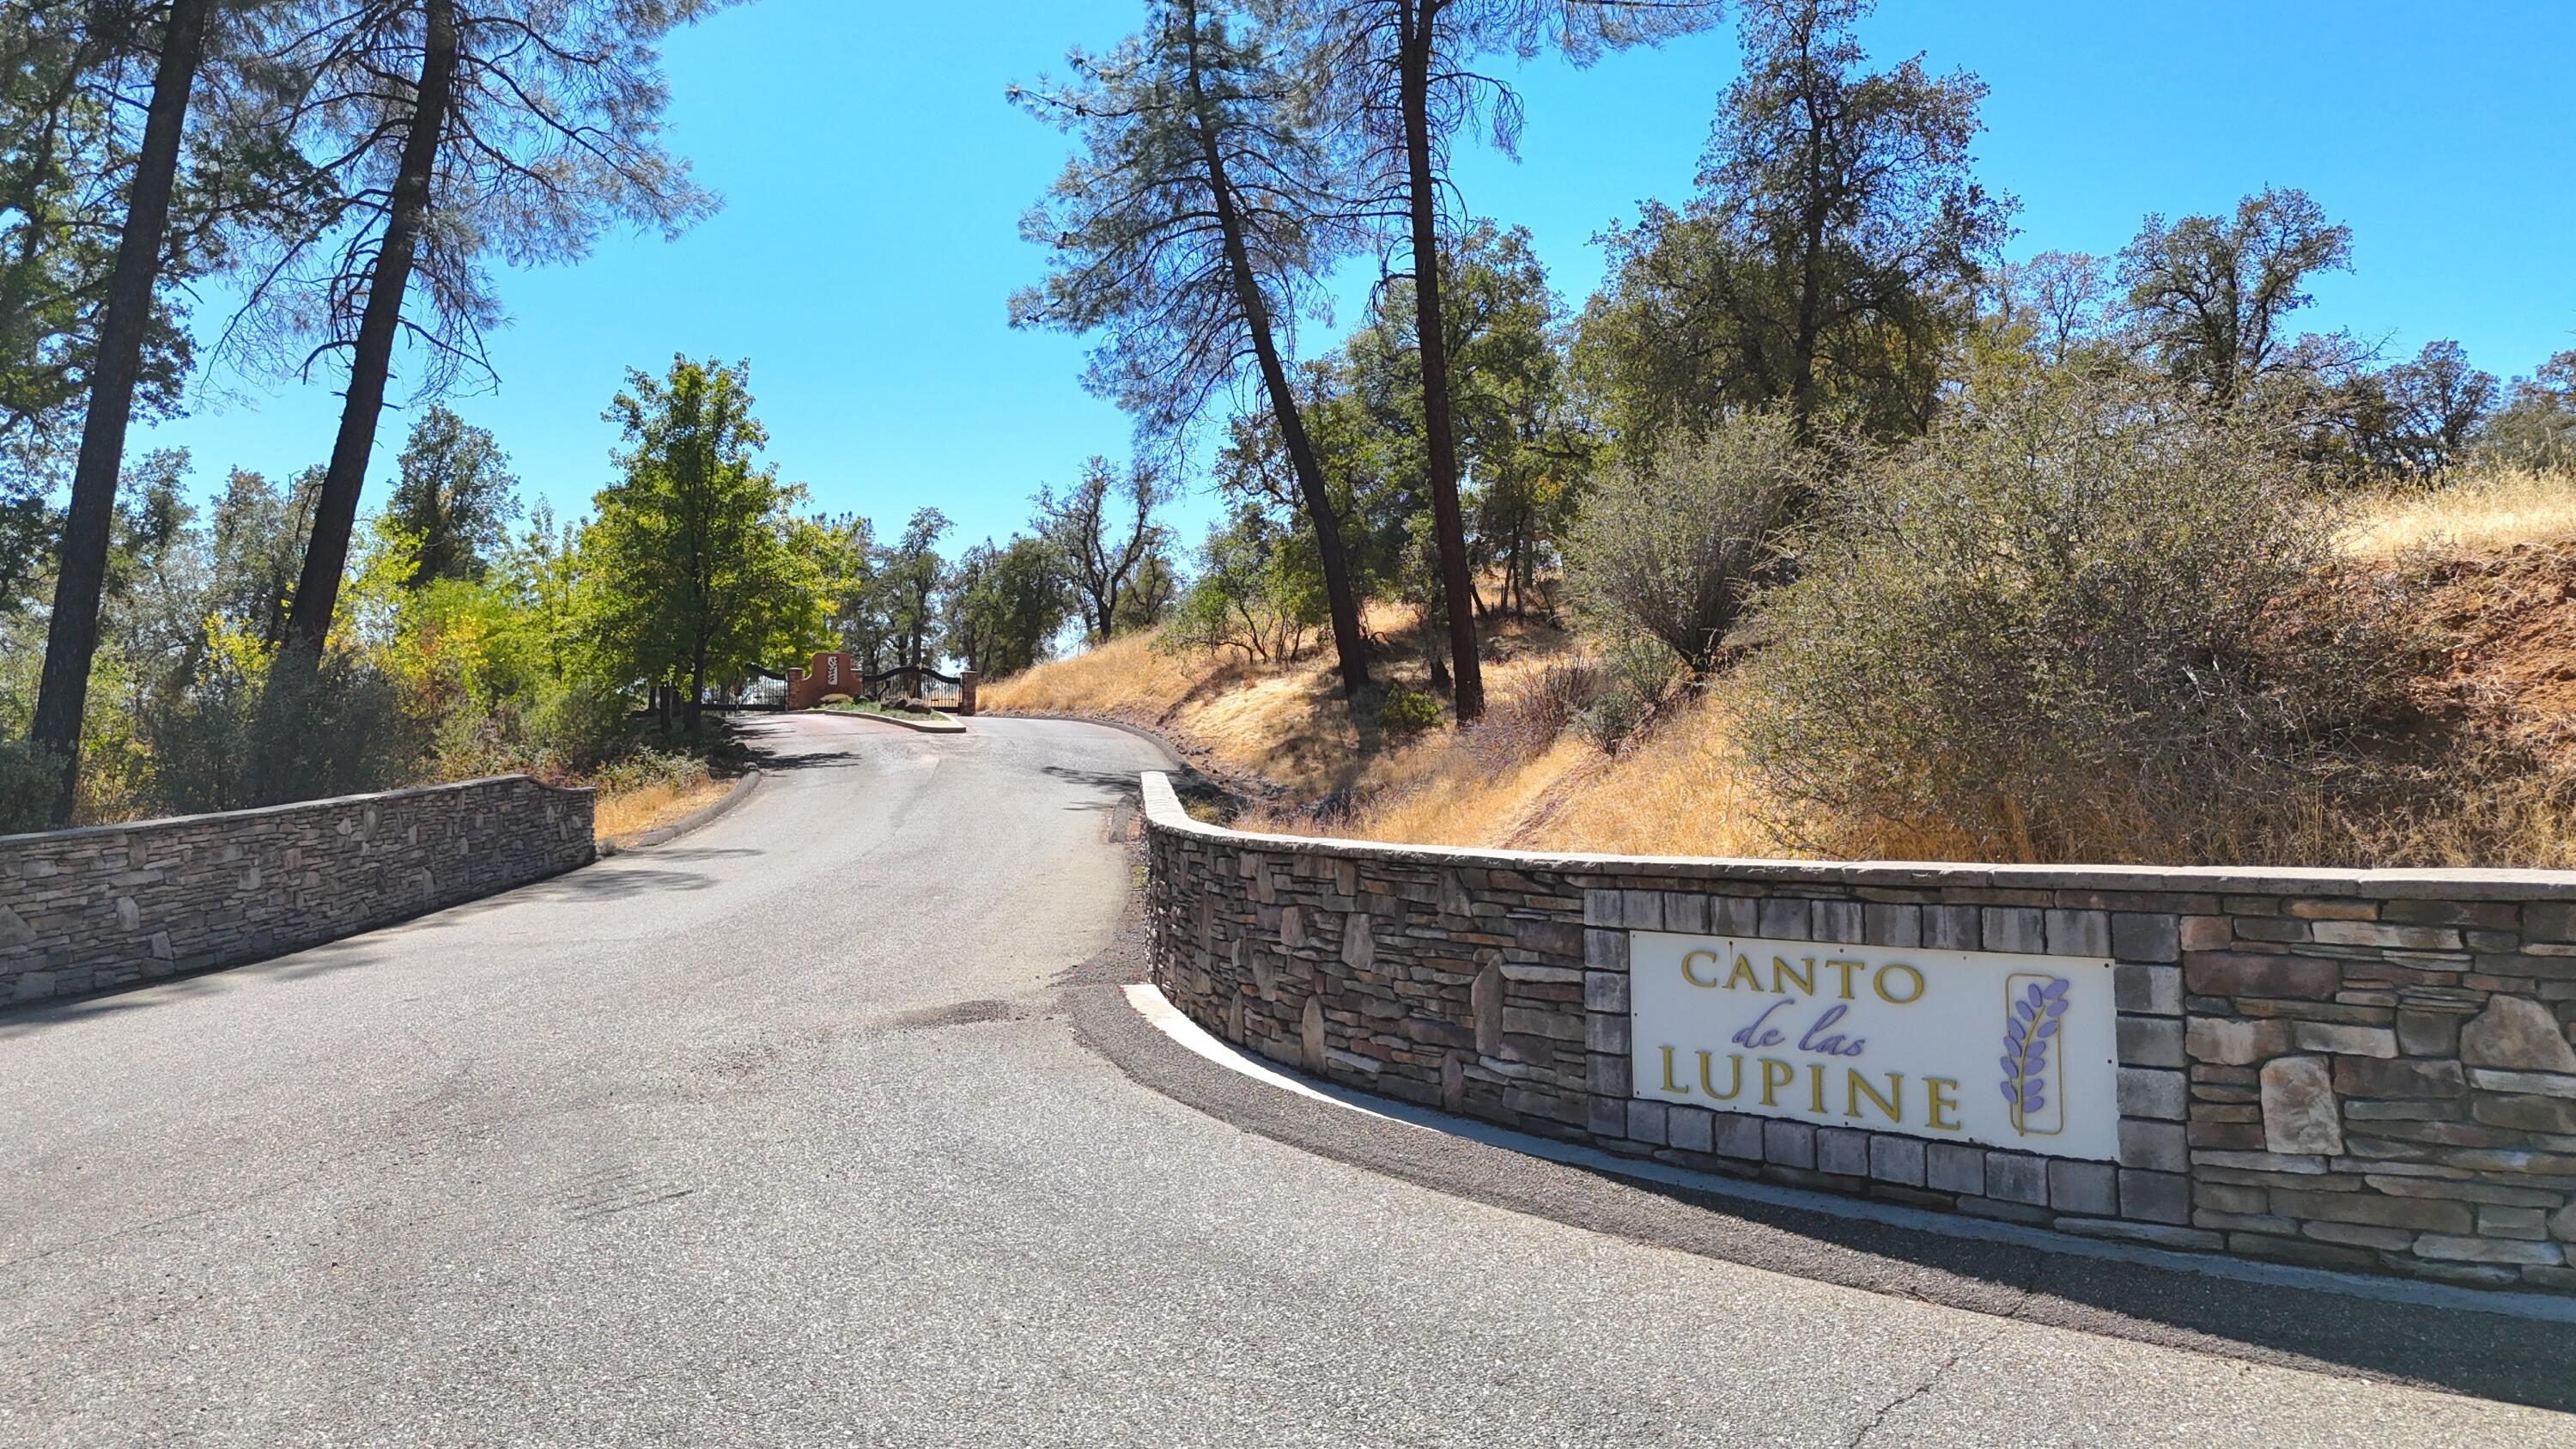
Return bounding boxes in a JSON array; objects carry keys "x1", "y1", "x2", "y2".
[
  {"x1": 0, "y1": 857, "x2": 742, "y2": 1035},
  {"x1": 1038, "y1": 763, "x2": 1142, "y2": 812}
]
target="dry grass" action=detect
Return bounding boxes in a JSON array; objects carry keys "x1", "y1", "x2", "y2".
[
  {"x1": 1513, "y1": 695, "x2": 1789, "y2": 857},
  {"x1": 593, "y1": 774, "x2": 731, "y2": 840},
  {"x1": 1267, "y1": 691, "x2": 1785, "y2": 857},
  {"x1": 978, "y1": 631, "x2": 1202, "y2": 721},
  {"x1": 982, "y1": 600, "x2": 1583, "y2": 799},
  {"x1": 2344, "y1": 467, "x2": 2576, "y2": 557},
  {"x1": 997, "y1": 494, "x2": 2576, "y2": 868}
]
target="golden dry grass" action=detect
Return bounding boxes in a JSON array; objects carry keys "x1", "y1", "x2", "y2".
[
  {"x1": 1512, "y1": 696, "x2": 1788, "y2": 857},
  {"x1": 994, "y1": 485, "x2": 2576, "y2": 867},
  {"x1": 982, "y1": 600, "x2": 1588, "y2": 798},
  {"x1": 978, "y1": 630, "x2": 1201, "y2": 721},
  {"x1": 593, "y1": 775, "x2": 732, "y2": 840},
  {"x1": 2343, "y1": 467, "x2": 2576, "y2": 557}
]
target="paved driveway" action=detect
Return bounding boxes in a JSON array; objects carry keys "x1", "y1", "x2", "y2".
[{"x1": 4, "y1": 714, "x2": 2569, "y2": 1446}]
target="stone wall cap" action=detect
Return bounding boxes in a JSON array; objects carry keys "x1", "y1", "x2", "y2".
[
  {"x1": 1137, "y1": 773, "x2": 2576, "y2": 901},
  {"x1": 0, "y1": 775, "x2": 597, "y2": 851}
]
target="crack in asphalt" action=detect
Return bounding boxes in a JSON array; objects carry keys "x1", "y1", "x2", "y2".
[{"x1": 1846, "y1": 1282, "x2": 2039, "y2": 1446}]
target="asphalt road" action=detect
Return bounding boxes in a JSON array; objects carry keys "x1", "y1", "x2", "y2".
[{"x1": 5, "y1": 713, "x2": 2572, "y2": 1446}]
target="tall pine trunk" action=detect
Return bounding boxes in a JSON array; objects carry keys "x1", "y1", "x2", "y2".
[
  {"x1": 278, "y1": 0, "x2": 458, "y2": 659},
  {"x1": 1178, "y1": 3, "x2": 1370, "y2": 701},
  {"x1": 1398, "y1": 3, "x2": 1482, "y2": 721},
  {"x1": 27, "y1": 0, "x2": 215, "y2": 825}
]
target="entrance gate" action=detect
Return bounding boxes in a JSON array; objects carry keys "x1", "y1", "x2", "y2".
[{"x1": 784, "y1": 653, "x2": 977, "y2": 715}]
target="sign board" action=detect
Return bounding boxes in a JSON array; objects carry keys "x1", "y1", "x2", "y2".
[{"x1": 1629, "y1": 932, "x2": 2119, "y2": 1159}]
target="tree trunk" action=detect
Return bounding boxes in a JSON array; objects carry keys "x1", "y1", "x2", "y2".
[
  {"x1": 26, "y1": 0, "x2": 214, "y2": 825},
  {"x1": 686, "y1": 648, "x2": 704, "y2": 732},
  {"x1": 1177, "y1": 3, "x2": 1370, "y2": 700},
  {"x1": 1399, "y1": 3, "x2": 1482, "y2": 721},
  {"x1": 277, "y1": 0, "x2": 458, "y2": 659}
]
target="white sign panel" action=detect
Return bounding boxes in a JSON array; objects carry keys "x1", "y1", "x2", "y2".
[{"x1": 1629, "y1": 932, "x2": 2119, "y2": 1160}]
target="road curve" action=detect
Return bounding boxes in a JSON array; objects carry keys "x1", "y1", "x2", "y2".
[{"x1": 3, "y1": 714, "x2": 2568, "y2": 1446}]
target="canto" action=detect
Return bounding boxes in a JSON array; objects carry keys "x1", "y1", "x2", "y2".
[{"x1": 1679, "y1": 949, "x2": 1927, "y2": 1002}]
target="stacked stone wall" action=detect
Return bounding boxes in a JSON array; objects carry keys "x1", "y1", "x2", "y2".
[
  {"x1": 3, "y1": 776, "x2": 595, "y2": 1004},
  {"x1": 1140, "y1": 772, "x2": 2576, "y2": 1294}
]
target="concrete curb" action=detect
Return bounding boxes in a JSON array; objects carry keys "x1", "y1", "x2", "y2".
[
  {"x1": 1121, "y1": 981, "x2": 2576, "y2": 1325},
  {"x1": 986, "y1": 710, "x2": 1264, "y2": 807},
  {"x1": 598, "y1": 769, "x2": 761, "y2": 855},
  {"x1": 804, "y1": 707, "x2": 966, "y2": 735}
]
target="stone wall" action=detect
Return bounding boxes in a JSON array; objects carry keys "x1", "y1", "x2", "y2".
[
  {"x1": 1140, "y1": 772, "x2": 2576, "y2": 1294},
  {"x1": 3, "y1": 776, "x2": 595, "y2": 1005}
]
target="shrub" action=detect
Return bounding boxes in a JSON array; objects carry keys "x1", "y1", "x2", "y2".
[
  {"x1": 1564, "y1": 411, "x2": 1820, "y2": 674},
  {"x1": 1572, "y1": 632, "x2": 1677, "y2": 750},
  {"x1": 1466, "y1": 659, "x2": 1601, "y2": 768},
  {"x1": 1738, "y1": 368, "x2": 2435, "y2": 864},
  {"x1": 241, "y1": 650, "x2": 428, "y2": 808},
  {"x1": 0, "y1": 740, "x2": 61, "y2": 835},
  {"x1": 592, "y1": 746, "x2": 710, "y2": 796},
  {"x1": 1376, "y1": 686, "x2": 1442, "y2": 734}
]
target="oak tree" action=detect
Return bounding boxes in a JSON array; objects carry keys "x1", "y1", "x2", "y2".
[{"x1": 2117, "y1": 186, "x2": 2354, "y2": 405}]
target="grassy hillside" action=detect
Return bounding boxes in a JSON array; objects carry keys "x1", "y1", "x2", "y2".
[{"x1": 987, "y1": 469, "x2": 2576, "y2": 867}]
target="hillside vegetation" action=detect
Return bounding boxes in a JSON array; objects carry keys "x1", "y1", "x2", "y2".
[{"x1": 990, "y1": 468, "x2": 2576, "y2": 868}]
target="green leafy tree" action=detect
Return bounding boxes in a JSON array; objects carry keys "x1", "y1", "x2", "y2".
[
  {"x1": 1034, "y1": 456, "x2": 1170, "y2": 644},
  {"x1": 1115, "y1": 545, "x2": 1182, "y2": 633},
  {"x1": 883, "y1": 507, "x2": 951, "y2": 673},
  {"x1": 584, "y1": 356, "x2": 822, "y2": 731},
  {"x1": 943, "y1": 535, "x2": 1070, "y2": 679},
  {"x1": 2117, "y1": 186, "x2": 2354, "y2": 406},
  {"x1": 204, "y1": 464, "x2": 318, "y2": 647},
  {"x1": 234, "y1": 0, "x2": 731, "y2": 667},
  {"x1": 2476, "y1": 350, "x2": 2576, "y2": 475},
  {"x1": 385, "y1": 404, "x2": 519, "y2": 587},
  {"x1": 1164, "y1": 500, "x2": 1324, "y2": 663},
  {"x1": 1577, "y1": 0, "x2": 2011, "y2": 456},
  {"x1": 806, "y1": 511, "x2": 891, "y2": 671}
]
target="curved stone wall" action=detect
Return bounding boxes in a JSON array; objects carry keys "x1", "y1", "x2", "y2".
[
  {"x1": 2, "y1": 776, "x2": 595, "y2": 1005},
  {"x1": 1140, "y1": 772, "x2": 2576, "y2": 1294}
]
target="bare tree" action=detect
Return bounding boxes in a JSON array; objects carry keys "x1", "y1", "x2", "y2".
[
  {"x1": 1277, "y1": 0, "x2": 1723, "y2": 719},
  {"x1": 1992, "y1": 251, "x2": 2113, "y2": 366}
]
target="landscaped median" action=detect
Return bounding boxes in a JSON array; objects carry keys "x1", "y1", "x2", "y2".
[
  {"x1": 1139, "y1": 770, "x2": 2576, "y2": 1295},
  {"x1": 2, "y1": 776, "x2": 595, "y2": 1005}
]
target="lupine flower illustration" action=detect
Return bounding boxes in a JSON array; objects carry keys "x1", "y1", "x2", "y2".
[{"x1": 1999, "y1": 977, "x2": 2070, "y2": 1135}]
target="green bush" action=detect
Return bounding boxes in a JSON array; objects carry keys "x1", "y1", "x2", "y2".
[
  {"x1": 1564, "y1": 411, "x2": 1819, "y2": 674},
  {"x1": 230, "y1": 652, "x2": 427, "y2": 810},
  {"x1": 1738, "y1": 368, "x2": 2433, "y2": 864},
  {"x1": 0, "y1": 740, "x2": 61, "y2": 835},
  {"x1": 1376, "y1": 686, "x2": 1442, "y2": 734},
  {"x1": 1573, "y1": 632, "x2": 1678, "y2": 751},
  {"x1": 592, "y1": 746, "x2": 710, "y2": 795}
]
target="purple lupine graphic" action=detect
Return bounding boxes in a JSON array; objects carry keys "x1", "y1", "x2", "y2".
[{"x1": 1999, "y1": 977, "x2": 2069, "y2": 1135}]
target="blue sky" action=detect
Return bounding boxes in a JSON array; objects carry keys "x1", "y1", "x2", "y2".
[{"x1": 137, "y1": 0, "x2": 2576, "y2": 556}]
